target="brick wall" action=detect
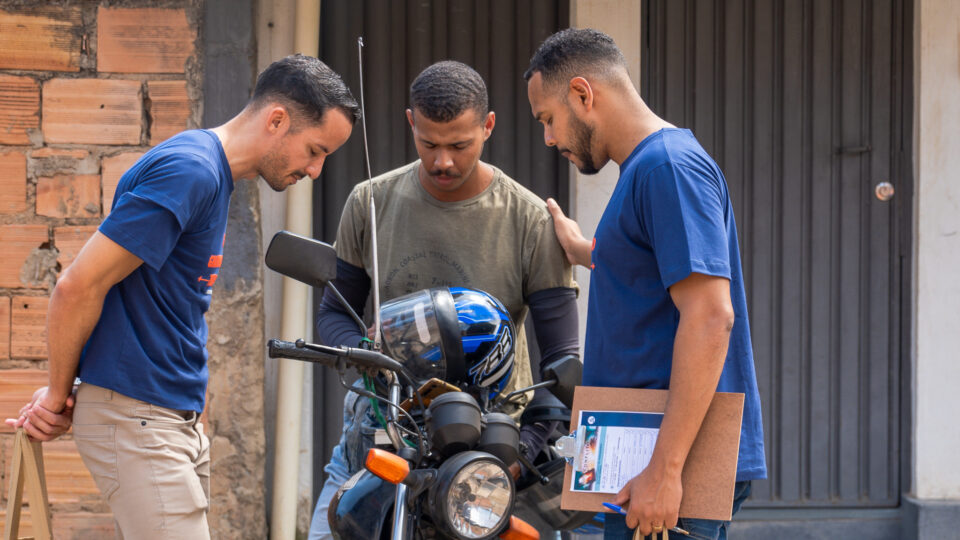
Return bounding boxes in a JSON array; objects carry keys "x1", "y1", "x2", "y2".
[{"x1": 0, "y1": 2, "x2": 200, "y2": 536}]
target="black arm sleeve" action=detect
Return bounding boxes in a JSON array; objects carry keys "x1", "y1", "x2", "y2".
[
  {"x1": 518, "y1": 287, "x2": 580, "y2": 464},
  {"x1": 527, "y1": 286, "x2": 580, "y2": 377},
  {"x1": 315, "y1": 258, "x2": 371, "y2": 348}
]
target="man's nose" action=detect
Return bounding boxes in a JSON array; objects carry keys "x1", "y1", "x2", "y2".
[
  {"x1": 543, "y1": 127, "x2": 557, "y2": 147},
  {"x1": 434, "y1": 150, "x2": 454, "y2": 170},
  {"x1": 306, "y1": 156, "x2": 326, "y2": 179}
]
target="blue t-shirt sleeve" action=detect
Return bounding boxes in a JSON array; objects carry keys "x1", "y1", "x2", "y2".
[
  {"x1": 99, "y1": 194, "x2": 182, "y2": 271},
  {"x1": 99, "y1": 154, "x2": 219, "y2": 271},
  {"x1": 636, "y1": 163, "x2": 731, "y2": 289}
]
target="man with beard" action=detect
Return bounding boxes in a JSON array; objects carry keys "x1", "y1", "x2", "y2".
[
  {"x1": 525, "y1": 29, "x2": 766, "y2": 540},
  {"x1": 308, "y1": 60, "x2": 579, "y2": 539},
  {"x1": 5, "y1": 55, "x2": 358, "y2": 539}
]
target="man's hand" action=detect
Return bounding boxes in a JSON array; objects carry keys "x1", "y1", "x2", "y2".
[
  {"x1": 4, "y1": 386, "x2": 77, "y2": 442},
  {"x1": 508, "y1": 462, "x2": 521, "y2": 480},
  {"x1": 613, "y1": 462, "x2": 683, "y2": 536},
  {"x1": 546, "y1": 198, "x2": 592, "y2": 267}
]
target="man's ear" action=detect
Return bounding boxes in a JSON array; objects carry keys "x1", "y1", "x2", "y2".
[
  {"x1": 406, "y1": 109, "x2": 415, "y2": 129},
  {"x1": 568, "y1": 77, "x2": 595, "y2": 112},
  {"x1": 266, "y1": 106, "x2": 291, "y2": 135},
  {"x1": 482, "y1": 111, "x2": 495, "y2": 140}
]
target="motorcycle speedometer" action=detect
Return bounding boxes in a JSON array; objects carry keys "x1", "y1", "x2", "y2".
[{"x1": 428, "y1": 451, "x2": 514, "y2": 539}]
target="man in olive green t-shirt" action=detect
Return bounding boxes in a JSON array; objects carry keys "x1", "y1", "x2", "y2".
[{"x1": 308, "y1": 60, "x2": 580, "y2": 540}]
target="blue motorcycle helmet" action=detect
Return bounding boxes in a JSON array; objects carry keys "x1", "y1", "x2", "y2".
[{"x1": 379, "y1": 287, "x2": 516, "y2": 399}]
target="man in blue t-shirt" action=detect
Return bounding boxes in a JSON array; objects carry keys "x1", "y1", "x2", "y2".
[
  {"x1": 5, "y1": 55, "x2": 358, "y2": 538},
  {"x1": 525, "y1": 29, "x2": 766, "y2": 539}
]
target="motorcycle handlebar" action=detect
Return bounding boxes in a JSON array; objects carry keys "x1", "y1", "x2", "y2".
[{"x1": 267, "y1": 339, "x2": 404, "y2": 373}]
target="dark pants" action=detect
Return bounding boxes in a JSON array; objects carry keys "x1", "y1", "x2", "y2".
[{"x1": 603, "y1": 481, "x2": 752, "y2": 540}]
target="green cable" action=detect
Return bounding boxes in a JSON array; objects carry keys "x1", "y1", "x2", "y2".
[
  {"x1": 363, "y1": 373, "x2": 388, "y2": 429},
  {"x1": 363, "y1": 372, "x2": 416, "y2": 449}
]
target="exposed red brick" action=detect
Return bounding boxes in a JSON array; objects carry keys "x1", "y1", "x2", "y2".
[
  {"x1": 0, "y1": 297, "x2": 9, "y2": 360},
  {"x1": 11, "y1": 296, "x2": 48, "y2": 360},
  {"x1": 0, "y1": 151, "x2": 27, "y2": 214},
  {"x1": 0, "y1": 507, "x2": 34, "y2": 539},
  {"x1": 36, "y1": 174, "x2": 101, "y2": 219},
  {"x1": 148, "y1": 80, "x2": 190, "y2": 144},
  {"x1": 1, "y1": 511, "x2": 116, "y2": 540},
  {"x1": 0, "y1": 225, "x2": 48, "y2": 289},
  {"x1": 30, "y1": 148, "x2": 89, "y2": 159},
  {"x1": 101, "y1": 151, "x2": 144, "y2": 214},
  {"x1": 44, "y1": 440, "x2": 100, "y2": 504},
  {"x1": 53, "y1": 513, "x2": 116, "y2": 538},
  {"x1": 0, "y1": 369, "x2": 47, "y2": 433},
  {"x1": 97, "y1": 7, "x2": 195, "y2": 74},
  {"x1": 53, "y1": 226, "x2": 97, "y2": 275},
  {"x1": 42, "y1": 79, "x2": 142, "y2": 145},
  {"x1": 0, "y1": 7, "x2": 82, "y2": 72},
  {"x1": 0, "y1": 511, "x2": 115, "y2": 539},
  {"x1": 0, "y1": 74, "x2": 40, "y2": 145},
  {"x1": 0, "y1": 439, "x2": 98, "y2": 506}
]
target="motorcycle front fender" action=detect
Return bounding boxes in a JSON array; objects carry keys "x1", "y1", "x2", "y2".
[{"x1": 329, "y1": 469, "x2": 396, "y2": 540}]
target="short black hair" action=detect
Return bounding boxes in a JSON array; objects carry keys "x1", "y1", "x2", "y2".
[
  {"x1": 251, "y1": 54, "x2": 360, "y2": 127},
  {"x1": 524, "y1": 28, "x2": 626, "y2": 91},
  {"x1": 410, "y1": 61, "x2": 489, "y2": 123}
]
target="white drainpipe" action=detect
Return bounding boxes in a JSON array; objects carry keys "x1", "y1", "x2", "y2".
[{"x1": 270, "y1": 1, "x2": 320, "y2": 538}]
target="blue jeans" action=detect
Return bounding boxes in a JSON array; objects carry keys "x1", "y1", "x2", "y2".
[
  {"x1": 603, "y1": 481, "x2": 752, "y2": 540},
  {"x1": 309, "y1": 384, "x2": 378, "y2": 540}
]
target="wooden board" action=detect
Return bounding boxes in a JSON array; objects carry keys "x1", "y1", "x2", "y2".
[{"x1": 561, "y1": 387, "x2": 744, "y2": 521}]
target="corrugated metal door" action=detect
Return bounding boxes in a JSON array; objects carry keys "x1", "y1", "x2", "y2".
[
  {"x1": 312, "y1": 0, "x2": 569, "y2": 498},
  {"x1": 642, "y1": 0, "x2": 911, "y2": 508}
]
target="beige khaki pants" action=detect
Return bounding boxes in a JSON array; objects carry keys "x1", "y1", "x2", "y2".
[{"x1": 73, "y1": 383, "x2": 211, "y2": 539}]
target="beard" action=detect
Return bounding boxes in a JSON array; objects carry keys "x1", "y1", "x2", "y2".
[
  {"x1": 566, "y1": 113, "x2": 600, "y2": 175},
  {"x1": 259, "y1": 146, "x2": 301, "y2": 192}
]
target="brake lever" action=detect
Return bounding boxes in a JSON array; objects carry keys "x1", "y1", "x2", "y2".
[{"x1": 517, "y1": 443, "x2": 549, "y2": 485}]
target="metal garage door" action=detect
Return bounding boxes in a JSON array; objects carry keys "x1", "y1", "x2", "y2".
[{"x1": 642, "y1": 0, "x2": 912, "y2": 509}]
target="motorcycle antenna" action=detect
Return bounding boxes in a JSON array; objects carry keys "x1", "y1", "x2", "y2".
[{"x1": 357, "y1": 36, "x2": 382, "y2": 351}]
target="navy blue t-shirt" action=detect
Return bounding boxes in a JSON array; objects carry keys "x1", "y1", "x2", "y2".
[
  {"x1": 78, "y1": 130, "x2": 233, "y2": 413},
  {"x1": 583, "y1": 128, "x2": 766, "y2": 481}
]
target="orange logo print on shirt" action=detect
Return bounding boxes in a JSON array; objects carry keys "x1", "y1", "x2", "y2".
[{"x1": 197, "y1": 234, "x2": 226, "y2": 293}]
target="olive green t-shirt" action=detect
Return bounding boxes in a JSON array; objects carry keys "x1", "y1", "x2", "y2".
[{"x1": 335, "y1": 160, "x2": 575, "y2": 407}]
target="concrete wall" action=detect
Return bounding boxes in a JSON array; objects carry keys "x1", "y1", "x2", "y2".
[
  {"x1": 202, "y1": 0, "x2": 268, "y2": 538},
  {"x1": 567, "y1": 1, "x2": 642, "y2": 349},
  {"x1": 912, "y1": 0, "x2": 960, "y2": 502}
]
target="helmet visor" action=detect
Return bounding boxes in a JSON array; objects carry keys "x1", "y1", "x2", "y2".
[{"x1": 380, "y1": 290, "x2": 447, "y2": 382}]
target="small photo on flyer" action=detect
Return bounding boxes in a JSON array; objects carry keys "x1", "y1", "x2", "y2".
[{"x1": 571, "y1": 410, "x2": 664, "y2": 494}]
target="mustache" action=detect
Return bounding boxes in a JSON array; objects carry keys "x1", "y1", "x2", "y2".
[{"x1": 428, "y1": 168, "x2": 460, "y2": 178}]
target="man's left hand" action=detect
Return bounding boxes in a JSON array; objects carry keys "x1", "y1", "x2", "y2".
[
  {"x1": 4, "y1": 386, "x2": 76, "y2": 442},
  {"x1": 613, "y1": 463, "x2": 683, "y2": 536}
]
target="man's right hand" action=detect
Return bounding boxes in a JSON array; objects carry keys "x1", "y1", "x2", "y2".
[
  {"x1": 546, "y1": 198, "x2": 592, "y2": 268},
  {"x1": 4, "y1": 386, "x2": 76, "y2": 442}
]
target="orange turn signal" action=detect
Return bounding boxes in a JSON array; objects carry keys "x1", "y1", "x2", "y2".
[
  {"x1": 365, "y1": 448, "x2": 410, "y2": 484},
  {"x1": 498, "y1": 515, "x2": 539, "y2": 540}
]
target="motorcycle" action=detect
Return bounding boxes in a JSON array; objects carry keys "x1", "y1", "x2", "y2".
[{"x1": 264, "y1": 231, "x2": 584, "y2": 540}]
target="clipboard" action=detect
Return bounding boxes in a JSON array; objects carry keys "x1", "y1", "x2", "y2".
[{"x1": 561, "y1": 386, "x2": 744, "y2": 521}]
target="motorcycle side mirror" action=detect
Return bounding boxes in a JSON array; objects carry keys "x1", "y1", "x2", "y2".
[
  {"x1": 265, "y1": 231, "x2": 338, "y2": 288},
  {"x1": 542, "y1": 354, "x2": 582, "y2": 409},
  {"x1": 265, "y1": 231, "x2": 367, "y2": 335}
]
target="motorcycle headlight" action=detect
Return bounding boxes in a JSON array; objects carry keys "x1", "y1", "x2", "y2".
[{"x1": 428, "y1": 451, "x2": 514, "y2": 539}]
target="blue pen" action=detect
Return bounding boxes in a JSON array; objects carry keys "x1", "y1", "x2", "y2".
[{"x1": 601, "y1": 503, "x2": 690, "y2": 536}]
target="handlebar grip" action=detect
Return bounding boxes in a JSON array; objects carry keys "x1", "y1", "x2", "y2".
[
  {"x1": 267, "y1": 339, "x2": 404, "y2": 373},
  {"x1": 267, "y1": 339, "x2": 338, "y2": 366},
  {"x1": 343, "y1": 347, "x2": 405, "y2": 373}
]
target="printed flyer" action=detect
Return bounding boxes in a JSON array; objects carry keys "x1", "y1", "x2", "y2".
[{"x1": 571, "y1": 410, "x2": 664, "y2": 494}]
